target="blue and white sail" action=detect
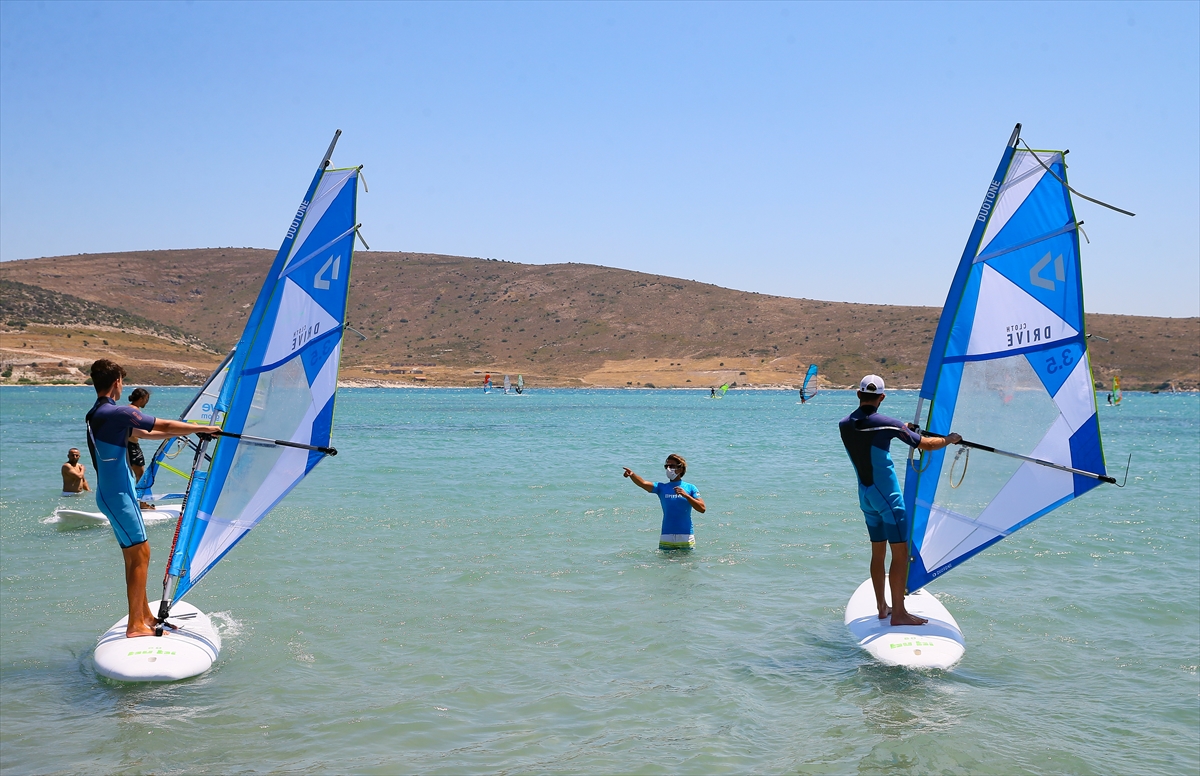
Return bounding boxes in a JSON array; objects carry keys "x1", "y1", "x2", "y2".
[
  {"x1": 800, "y1": 364, "x2": 819, "y2": 401},
  {"x1": 136, "y1": 350, "x2": 234, "y2": 502},
  {"x1": 905, "y1": 125, "x2": 1111, "y2": 593},
  {"x1": 161, "y1": 134, "x2": 361, "y2": 606}
]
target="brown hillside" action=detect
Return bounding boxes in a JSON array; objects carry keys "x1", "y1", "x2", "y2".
[{"x1": 2, "y1": 249, "x2": 1196, "y2": 390}]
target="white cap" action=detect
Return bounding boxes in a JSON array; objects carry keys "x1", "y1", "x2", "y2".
[{"x1": 859, "y1": 375, "x2": 886, "y2": 394}]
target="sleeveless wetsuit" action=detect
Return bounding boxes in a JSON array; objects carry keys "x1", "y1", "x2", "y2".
[
  {"x1": 838, "y1": 407, "x2": 922, "y2": 544},
  {"x1": 654, "y1": 480, "x2": 699, "y2": 549},
  {"x1": 86, "y1": 397, "x2": 156, "y2": 547}
]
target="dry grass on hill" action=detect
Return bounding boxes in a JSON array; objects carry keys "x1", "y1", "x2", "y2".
[{"x1": 1, "y1": 249, "x2": 1196, "y2": 390}]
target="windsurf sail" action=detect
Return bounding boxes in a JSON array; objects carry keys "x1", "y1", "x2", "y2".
[
  {"x1": 158, "y1": 132, "x2": 362, "y2": 613},
  {"x1": 904, "y1": 124, "x2": 1124, "y2": 593},
  {"x1": 503, "y1": 374, "x2": 511, "y2": 394},
  {"x1": 1112, "y1": 376, "x2": 1122, "y2": 405},
  {"x1": 136, "y1": 350, "x2": 234, "y2": 502},
  {"x1": 800, "y1": 364, "x2": 819, "y2": 401},
  {"x1": 517, "y1": 374, "x2": 524, "y2": 392},
  {"x1": 718, "y1": 383, "x2": 729, "y2": 397}
]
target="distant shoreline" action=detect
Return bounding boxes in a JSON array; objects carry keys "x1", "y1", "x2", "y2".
[{"x1": 3, "y1": 382, "x2": 1193, "y2": 393}]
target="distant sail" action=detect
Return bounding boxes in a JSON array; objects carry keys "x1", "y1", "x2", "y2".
[
  {"x1": 517, "y1": 374, "x2": 524, "y2": 391},
  {"x1": 1112, "y1": 376, "x2": 1122, "y2": 405},
  {"x1": 905, "y1": 125, "x2": 1111, "y2": 593},
  {"x1": 136, "y1": 350, "x2": 234, "y2": 502},
  {"x1": 718, "y1": 383, "x2": 730, "y2": 397},
  {"x1": 161, "y1": 138, "x2": 361, "y2": 606},
  {"x1": 503, "y1": 374, "x2": 511, "y2": 394},
  {"x1": 800, "y1": 364, "x2": 819, "y2": 401}
]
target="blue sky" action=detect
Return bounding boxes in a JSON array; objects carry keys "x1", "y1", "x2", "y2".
[{"x1": 1, "y1": 1, "x2": 1196, "y2": 317}]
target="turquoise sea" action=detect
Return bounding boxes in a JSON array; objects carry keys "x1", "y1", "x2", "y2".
[{"x1": 1, "y1": 386, "x2": 1197, "y2": 775}]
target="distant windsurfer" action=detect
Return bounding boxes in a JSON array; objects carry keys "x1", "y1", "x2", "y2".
[
  {"x1": 839, "y1": 375, "x2": 960, "y2": 627},
  {"x1": 61, "y1": 448, "x2": 90, "y2": 496},
  {"x1": 1106, "y1": 393, "x2": 1112, "y2": 405},
  {"x1": 86, "y1": 359, "x2": 220, "y2": 637},
  {"x1": 710, "y1": 387, "x2": 717, "y2": 398},
  {"x1": 623, "y1": 454, "x2": 706, "y2": 549}
]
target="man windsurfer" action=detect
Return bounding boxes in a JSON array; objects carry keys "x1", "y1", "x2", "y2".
[
  {"x1": 839, "y1": 375, "x2": 961, "y2": 627},
  {"x1": 61, "y1": 448, "x2": 90, "y2": 496},
  {"x1": 87, "y1": 359, "x2": 220, "y2": 637},
  {"x1": 623, "y1": 454, "x2": 706, "y2": 549}
]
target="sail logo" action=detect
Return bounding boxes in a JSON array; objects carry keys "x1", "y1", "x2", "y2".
[
  {"x1": 286, "y1": 201, "x2": 310, "y2": 242},
  {"x1": 1006, "y1": 322, "x2": 1052, "y2": 348},
  {"x1": 1030, "y1": 253, "x2": 1066, "y2": 291},
  {"x1": 314, "y1": 254, "x2": 341, "y2": 290},
  {"x1": 292, "y1": 321, "x2": 320, "y2": 351},
  {"x1": 975, "y1": 179, "x2": 1001, "y2": 222}
]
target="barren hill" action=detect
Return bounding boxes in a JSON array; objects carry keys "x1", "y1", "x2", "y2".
[{"x1": 2, "y1": 249, "x2": 1196, "y2": 390}]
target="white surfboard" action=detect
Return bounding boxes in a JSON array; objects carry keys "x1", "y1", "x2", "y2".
[
  {"x1": 93, "y1": 600, "x2": 221, "y2": 682},
  {"x1": 49, "y1": 504, "x2": 181, "y2": 530},
  {"x1": 844, "y1": 576, "x2": 965, "y2": 669}
]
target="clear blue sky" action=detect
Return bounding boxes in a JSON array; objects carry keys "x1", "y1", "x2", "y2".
[{"x1": 1, "y1": 1, "x2": 1196, "y2": 317}]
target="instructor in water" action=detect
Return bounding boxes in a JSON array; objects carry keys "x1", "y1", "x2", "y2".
[
  {"x1": 839, "y1": 375, "x2": 960, "y2": 627},
  {"x1": 86, "y1": 359, "x2": 220, "y2": 637},
  {"x1": 623, "y1": 454, "x2": 706, "y2": 549}
]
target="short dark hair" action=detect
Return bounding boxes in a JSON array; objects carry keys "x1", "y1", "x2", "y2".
[
  {"x1": 90, "y1": 359, "x2": 127, "y2": 393},
  {"x1": 129, "y1": 387, "x2": 151, "y2": 404}
]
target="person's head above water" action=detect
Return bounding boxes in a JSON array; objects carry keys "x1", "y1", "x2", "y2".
[
  {"x1": 664, "y1": 453, "x2": 687, "y2": 480},
  {"x1": 67, "y1": 448, "x2": 80, "y2": 463},
  {"x1": 857, "y1": 374, "x2": 886, "y2": 408},
  {"x1": 90, "y1": 359, "x2": 127, "y2": 396}
]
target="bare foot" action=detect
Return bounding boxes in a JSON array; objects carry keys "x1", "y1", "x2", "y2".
[
  {"x1": 125, "y1": 627, "x2": 157, "y2": 638},
  {"x1": 890, "y1": 611, "x2": 928, "y2": 627},
  {"x1": 877, "y1": 605, "x2": 892, "y2": 620}
]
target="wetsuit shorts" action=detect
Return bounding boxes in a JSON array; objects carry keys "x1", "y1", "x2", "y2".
[
  {"x1": 97, "y1": 475, "x2": 147, "y2": 548},
  {"x1": 127, "y1": 440, "x2": 146, "y2": 469},
  {"x1": 858, "y1": 483, "x2": 908, "y2": 544}
]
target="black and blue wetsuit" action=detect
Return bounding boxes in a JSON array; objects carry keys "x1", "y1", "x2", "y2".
[
  {"x1": 86, "y1": 397, "x2": 156, "y2": 548},
  {"x1": 838, "y1": 406, "x2": 922, "y2": 544}
]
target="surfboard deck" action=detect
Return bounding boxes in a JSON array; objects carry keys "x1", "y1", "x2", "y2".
[
  {"x1": 50, "y1": 505, "x2": 181, "y2": 530},
  {"x1": 94, "y1": 600, "x2": 221, "y2": 682},
  {"x1": 844, "y1": 576, "x2": 965, "y2": 669}
]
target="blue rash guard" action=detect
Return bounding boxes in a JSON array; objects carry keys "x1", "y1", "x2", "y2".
[
  {"x1": 838, "y1": 406, "x2": 922, "y2": 544},
  {"x1": 653, "y1": 480, "x2": 699, "y2": 549},
  {"x1": 86, "y1": 397, "x2": 157, "y2": 547}
]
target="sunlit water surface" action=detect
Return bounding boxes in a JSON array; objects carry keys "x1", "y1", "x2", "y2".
[{"x1": 1, "y1": 387, "x2": 1196, "y2": 775}]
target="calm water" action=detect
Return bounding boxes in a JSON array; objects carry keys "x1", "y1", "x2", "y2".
[{"x1": 1, "y1": 387, "x2": 1197, "y2": 775}]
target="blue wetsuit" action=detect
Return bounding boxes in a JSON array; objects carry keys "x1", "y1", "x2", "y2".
[
  {"x1": 653, "y1": 480, "x2": 699, "y2": 549},
  {"x1": 838, "y1": 407, "x2": 922, "y2": 544},
  {"x1": 86, "y1": 397, "x2": 156, "y2": 547}
]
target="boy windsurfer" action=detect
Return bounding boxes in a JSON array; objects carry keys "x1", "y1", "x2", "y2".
[
  {"x1": 838, "y1": 375, "x2": 960, "y2": 627},
  {"x1": 86, "y1": 359, "x2": 220, "y2": 637}
]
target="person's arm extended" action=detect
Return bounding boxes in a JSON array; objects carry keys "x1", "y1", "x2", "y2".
[
  {"x1": 132, "y1": 419, "x2": 220, "y2": 439},
  {"x1": 917, "y1": 432, "x2": 961, "y2": 451},
  {"x1": 623, "y1": 468, "x2": 655, "y2": 493},
  {"x1": 675, "y1": 487, "x2": 705, "y2": 513}
]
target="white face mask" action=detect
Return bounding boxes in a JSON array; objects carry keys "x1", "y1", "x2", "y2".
[{"x1": 665, "y1": 467, "x2": 679, "y2": 481}]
